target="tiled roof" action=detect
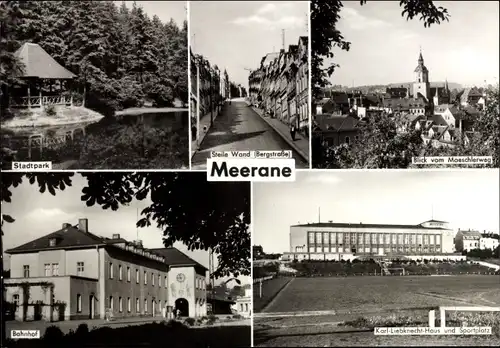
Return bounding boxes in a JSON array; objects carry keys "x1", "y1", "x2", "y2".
[
  {"x1": 150, "y1": 248, "x2": 208, "y2": 271},
  {"x1": 5, "y1": 223, "x2": 204, "y2": 270},
  {"x1": 401, "y1": 113, "x2": 424, "y2": 123},
  {"x1": 6, "y1": 225, "x2": 105, "y2": 253},
  {"x1": 460, "y1": 230, "x2": 482, "y2": 238},
  {"x1": 317, "y1": 115, "x2": 359, "y2": 132},
  {"x1": 14, "y1": 43, "x2": 76, "y2": 79},
  {"x1": 432, "y1": 113, "x2": 448, "y2": 126},
  {"x1": 384, "y1": 98, "x2": 426, "y2": 109},
  {"x1": 291, "y1": 222, "x2": 450, "y2": 230},
  {"x1": 434, "y1": 104, "x2": 454, "y2": 113}
]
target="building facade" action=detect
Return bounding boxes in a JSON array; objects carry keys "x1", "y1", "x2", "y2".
[
  {"x1": 282, "y1": 220, "x2": 456, "y2": 261},
  {"x1": 5, "y1": 218, "x2": 207, "y2": 321},
  {"x1": 249, "y1": 36, "x2": 309, "y2": 135},
  {"x1": 231, "y1": 288, "x2": 251, "y2": 318}
]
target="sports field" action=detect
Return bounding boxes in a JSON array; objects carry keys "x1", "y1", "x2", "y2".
[
  {"x1": 254, "y1": 275, "x2": 500, "y2": 346},
  {"x1": 263, "y1": 275, "x2": 500, "y2": 314}
]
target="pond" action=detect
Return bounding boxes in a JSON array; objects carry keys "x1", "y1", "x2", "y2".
[{"x1": 1, "y1": 108, "x2": 189, "y2": 169}]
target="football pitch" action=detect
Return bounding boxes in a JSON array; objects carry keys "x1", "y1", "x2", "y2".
[{"x1": 254, "y1": 275, "x2": 500, "y2": 347}]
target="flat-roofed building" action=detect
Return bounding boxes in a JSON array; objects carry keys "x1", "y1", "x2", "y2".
[
  {"x1": 282, "y1": 219, "x2": 456, "y2": 261},
  {"x1": 5, "y1": 218, "x2": 207, "y2": 321}
]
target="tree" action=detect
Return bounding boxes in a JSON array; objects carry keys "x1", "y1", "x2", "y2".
[
  {"x1": 311, "y1": 0, "x2": 450, "y2": 101},
  {"x1": 317, "y1": 113, "x2": 423, "y2": 168},
  {"x1": 1, "y1": 173, "x2": 250, "y2": 278}
]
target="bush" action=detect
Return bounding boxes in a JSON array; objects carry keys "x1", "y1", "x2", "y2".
[
  {"x1": 75, "y1": 323, "x2": 89, "y2": 336},
  {"x1": 184, "y1": 317, "x2": 196, "y2": 326},
  {"x1": 45, "y1": 105, "x2": 57, "y2": 117},
  {"x1": 43, "y1": 326, "x2": 64, "y2": 342}
]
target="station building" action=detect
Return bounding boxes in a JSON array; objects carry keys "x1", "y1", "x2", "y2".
[
  {"x1": 282, "y1": 220, "x2": 457, "y2": 261},
  {"x1": 4, "y1": 218, "x2": 207, "y2": 321}
]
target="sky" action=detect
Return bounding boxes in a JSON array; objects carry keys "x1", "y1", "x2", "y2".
[
  {"x1": 2, "y1": 174, "x2": 249, "y2": 286},
  {"x1": 325, "y1": 1, "x2": 500, "y2": 87},
  {"x1": 114, "y1": 1, "x2": 187, "y2": 27},
  {"x1": 190, "y1": 1, "x2": 309, "y2": 88},
  {"x1": 253, "y1": 170, "x2": 500, "y2": 254}
]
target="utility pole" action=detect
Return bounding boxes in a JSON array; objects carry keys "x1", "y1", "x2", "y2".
[
  {"x1": 282, "y1": 29, "x2": 285, "y2": 50},
  {"x1": 210, "y1": 67, "x2": 213, "y2": 127}
]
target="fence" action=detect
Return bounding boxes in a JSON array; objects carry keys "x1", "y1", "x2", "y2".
[{"x1": 429, "y1": 306, "x2": 500, "y2": 328}]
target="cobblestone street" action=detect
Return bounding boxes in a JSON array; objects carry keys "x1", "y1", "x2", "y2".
[{"x1": 191, "y1": 99, "x2": 308, "y2": 169}]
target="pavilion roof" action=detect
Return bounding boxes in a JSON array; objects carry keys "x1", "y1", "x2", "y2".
[{"x1": 14, "y1": 43, "x2": 76, "y2": 80}]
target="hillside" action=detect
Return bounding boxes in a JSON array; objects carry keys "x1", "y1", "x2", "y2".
[{"x1": 323, "y1": 81, "x2": 463, "y2": 96}]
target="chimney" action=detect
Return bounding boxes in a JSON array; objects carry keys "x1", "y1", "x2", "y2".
[
  {"x1": 62, "y1": 223, "x2": 71, "y2": 229},
  {"x1": 78, "y1": 218, "x2": 88, "y2": 233},
  {"x1": 112, "y1": 234, "x2": 121, "y2": 239}
]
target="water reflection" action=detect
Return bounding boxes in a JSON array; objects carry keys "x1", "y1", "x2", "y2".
[{"x1": 1, "y1": 108, "x2": 189, "y2": 169}]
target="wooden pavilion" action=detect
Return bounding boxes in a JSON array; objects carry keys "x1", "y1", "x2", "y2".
[{"x1": 10, "y1": 43, "x2": 78, "y2": 109}]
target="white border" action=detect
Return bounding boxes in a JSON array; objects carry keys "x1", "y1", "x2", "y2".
[
  {"x1": 250, "y1": 180, "x2": 254, "y2": 347},
  {"x1": 187, "y1": 1, "x2": 192, "y2": 170},
  {"x1": 308, "y1": 0, "x2": 312, "y2": 170}
]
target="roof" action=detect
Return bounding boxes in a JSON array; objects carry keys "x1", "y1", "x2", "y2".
[
  {"x1": 14, "y1": 43, "x2": 76, "y2": 79},
  {"x1": 316, "y1": 115, "x2": 359, "y2": 132},
  {"x1": 459, "y1": 230, "x2": 482, "y2": 238},
  {"x1": 5, "y1": 222, "x2": 205, "y2": 270},
  {"x1": 401, "y1": 113, "x2": 424, "y2": 123},
  {"x1": 414, "y1": 64, "x2": 429, "y2": 73},
  {"x1": 291, "y1": 222, "x2": 450, "y2": 230},
  {"x1": 383, "y1": 98, "x2": 426, "y2": 109},
  {"x1": 432, "y1": 113, "x2": 448, "y2": 126},
  {"x1": 150, "y1": 248, "x2": 208, "y2": 271},
  {"x1": 6, "y1": 225, "x2": 105, "y2": 254}
]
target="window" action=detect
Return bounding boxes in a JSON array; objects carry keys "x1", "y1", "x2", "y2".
[
  {"x1": 345, "y1": 136, "x2": 350, "y2": 144},
  {"x1": 49, "y1": 238, "x2": 56, "y2": 247},
  {"x1": 23, "y1": 265, "x2": 30, "y2": 278},
  {"x1": 158, "y1": 275, "x2": 161, "y2": 287},
  {"x1": 136, "y1": 269, "x2": 139, "y2": 283},
  {"x1": 119, "y1": 265, "x2": 123, "y2": 280},
  {"x1": 144, "y1": 271, "x2": 147, "y2": 285},
  {"x1": 109, "y1": 296, "x2": 114, "y2": 311},
  {"x1": 136, "y1": 298, "x2": 140, "y2": 312},
  {"x1": 128, "y1": 298, "x2": 131, "y2": 312},
  {"x1": 44, "y1": 264, "x2": 51, "y2": 276},
  {"x1": 165, "y1": 276, "x2": 168, "y2": 288},
  {"x1": 127, "y1": 267, "x2": 131, "y2": 282},
  {"x1": 77, "y1": 294, "x2": 82, "y2": 313},
  {"x1": 240, "y1": 304, "x2": 244, "y2": 312},
  {"x1": 13, "y1": 294, "x2": 19, "y2": 306},
  {"x1": 144, "y1": 299, "x2": 148, "y2": 312},
  {"x1": 245, "y1": 303, "x2": 248, "y2": 312},
  {"x1": 119, "y1": 297, "x2": 123, "y2": 312},
  {"x1": 77, "y1": 262, "x2": 84, "y2": 276},
  {"x1": 51, "y1": 263, "x2": 59, "y2": 276},
  {"x1": 152, "y1": 273, "x2": 155, "y2": 286},
  {"x1": 109, "y1": 263, "x2": 113, "y2": 279}
]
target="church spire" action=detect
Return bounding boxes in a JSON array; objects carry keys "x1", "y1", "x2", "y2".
[{"x1": 418, "y1": 46, "x2": 424, "y2": 64}]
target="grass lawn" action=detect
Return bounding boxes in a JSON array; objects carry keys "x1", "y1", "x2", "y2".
[
  {"x1": 265, "y1": 275, "x2": 500, "y2": 314},
  {"x1": 255, "y1": 275, "x2": 500, "y2": 346},
  {"x1": 254, "y1": 277, "x2": 292, "y2": 313}
]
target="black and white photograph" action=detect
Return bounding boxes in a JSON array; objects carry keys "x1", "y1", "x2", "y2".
[
  {"x1": 311, "y1": 1, "x2": 499, "y2": 169},
  {"x1": 1, "y1": 172, "x2": 251, "y2": 347},
  {"x1": 252, "y1": 170, "x2": 500, "y2": 347},
  {"x1": 1, "y1": 1, "x2": 189, "y2": 170},
  {"x1": 190, "y1": 1, "x2": 310, "y2": 170}
]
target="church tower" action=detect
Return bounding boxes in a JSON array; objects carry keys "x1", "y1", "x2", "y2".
[{"x1": 413, "y1": 49, "x2": 430, "y2": 101}]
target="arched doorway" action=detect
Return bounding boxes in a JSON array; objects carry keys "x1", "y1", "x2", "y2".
[{"x1": 175, "y1": 298, "x2": 189, "y2": 317}]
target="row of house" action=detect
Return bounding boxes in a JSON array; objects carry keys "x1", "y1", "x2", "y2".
[
  {"x1": 454, "y1": 229, "x2": 500, "y2": 252},
  {"x1": 248, "y1": 36, "x2": 309, "y2": 135},
  {"x1": 190, "y1": 49, "x2": 228, "y2": 123},
  {"x1": 313, "y1": 86, "x2": 487, "y2": 148}
]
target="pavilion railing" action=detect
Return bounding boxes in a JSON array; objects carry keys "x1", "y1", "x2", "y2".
[{"x1": 10, "y1": 95, "x2": 73, "y2": 108}]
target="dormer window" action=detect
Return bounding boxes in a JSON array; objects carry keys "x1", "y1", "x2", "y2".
[{"x1": 49, "y1": 238, "x2": 57, "y2": 247}]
